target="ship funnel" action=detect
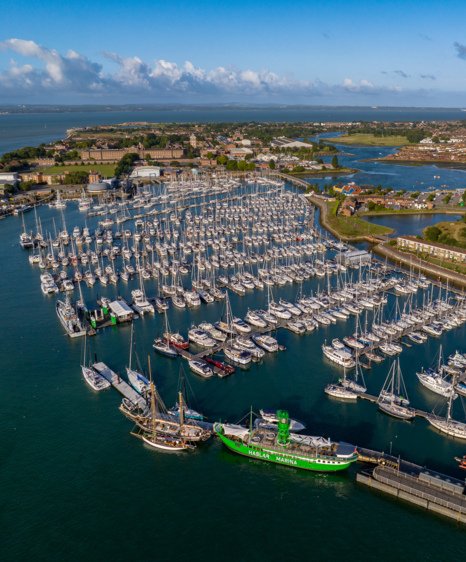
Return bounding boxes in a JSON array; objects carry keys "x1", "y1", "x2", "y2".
[{"x1": 276, "y1": 410, "x2": 290, "y2": 445}]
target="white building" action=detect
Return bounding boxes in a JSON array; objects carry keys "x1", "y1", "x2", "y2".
[
  {"x1": 130, "y1": 166, "x2": 161, "y2": 179},
  {"x1": 271, "y1": 137, "x2": 313, "y2": 149},
  {"x1": 0, "y1": 172, "x2": 19, "y2": 185}
]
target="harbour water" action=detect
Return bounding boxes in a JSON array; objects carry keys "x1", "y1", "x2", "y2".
[
  {"x1": 2, "y1": 105, "x2": 466, "y2": 154},
  {"x1": 365, "y1": 213, "x2": 463, "y2": 237},
  {"x1": 1, "y1": 184, "x2": 466, "y2": 561}
]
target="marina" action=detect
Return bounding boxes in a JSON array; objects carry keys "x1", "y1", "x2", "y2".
[{"x1": 4, "y1": 169, "x2": 466, "y2": 561}]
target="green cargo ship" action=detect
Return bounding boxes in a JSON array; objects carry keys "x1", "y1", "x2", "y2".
[{"x1": 214, "y1": 410, "x2": 358, "y2": 472}]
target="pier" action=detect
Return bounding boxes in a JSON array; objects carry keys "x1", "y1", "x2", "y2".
[
  {"x1": 357, "y1": 463, "x2": 466, "y2": 524},
  {"x1": 93, "y1": 362, "x2": 147, "y2": 409}
]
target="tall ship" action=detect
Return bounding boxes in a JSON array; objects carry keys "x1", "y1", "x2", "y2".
[{"x1": 214, "y1": 410, "x2": 357, "y2": 472}]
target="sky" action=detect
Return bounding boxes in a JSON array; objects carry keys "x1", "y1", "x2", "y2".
[{"x1": 1, "y1": 0, "x2": 466, "y2": 106}]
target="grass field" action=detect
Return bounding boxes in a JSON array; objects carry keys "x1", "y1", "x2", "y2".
[
  {"x1": 326, "y1": 133, "x2": 411, "y2": 146},
  {"x1": 324, "y1": 200, "x2": 393, "y2": 238},
  {"x1": 40, "y1": 163, "x2": 116, "y2": 176}
]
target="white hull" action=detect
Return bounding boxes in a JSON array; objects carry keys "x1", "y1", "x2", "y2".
[
  {"x1": 427, "y1": 416, "x2": 466, "y2": 439},
  {"x1": 142, "y1": 435, "x2": 188, "y2": 451}
]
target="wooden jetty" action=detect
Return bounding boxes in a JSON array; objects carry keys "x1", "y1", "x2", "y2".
[{"x1": 93, "y1": 361, "x2": 147, "y2": 409}]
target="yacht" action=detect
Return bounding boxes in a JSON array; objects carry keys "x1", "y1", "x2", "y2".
[
  {"x1": 56, "y1": 297, "x2": 86, "y2": 338},
  {"x1": 131, "y1": 289, "x2": 154, "y2": 315},
  {"x1": 322, "y1": 345, "x2": 355, "y2": 368},
  {"x1": 223, "y1": 345, "x2": 252, "y2": 365},
  {"x1": 416, "y1": 368, "x2": 457, "y2": 398},
  {"x1": 188, "y1": 360, "x2": 214, "y2": 378},
  {"x1": 232, "y1": 317, "x2": 252, "y2": 334},
  {"x1": 188, "y1": 328, "x2": 217, "y2": 348},
  {"x1": 198, "y1": 322, "x2": 227, "y2": 342},
  {"x1": 251, "y1": 334, "x2": 279, "y2": 352},
  {"x1": 245, "y1": 310, "x2": 268, "y2": 328}
]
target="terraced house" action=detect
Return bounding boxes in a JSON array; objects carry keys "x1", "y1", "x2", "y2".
[{"x1": 397, "y1": 235, "x2": 466, "y2": 263}]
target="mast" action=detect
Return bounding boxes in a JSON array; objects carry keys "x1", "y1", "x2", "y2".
[
  {"x1": 148, "y1": 355, "x2": 157, "y2": 437},
  {"x1": 179, "y1": 391, "x2": 185, "y2": 427},
  {"x1": 129, "y1": 323, "x2": 134, "y2": 371}
]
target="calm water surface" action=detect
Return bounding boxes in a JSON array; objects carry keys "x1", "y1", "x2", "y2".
[
  {"x1": 365, "y1": 213, "x2": 463, "y2": 237},
  {"x1": 1, "y1": 196, "x2": 466, "y2": 561}
]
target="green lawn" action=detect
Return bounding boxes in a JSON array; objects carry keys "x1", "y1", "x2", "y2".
[
  {"x1": 324, "y1": 200, "x2": 393, "y2": 238},
  {"x1": 326, "y1": 133, "x2": 411, "y2": 146},
  {"x1": 39, "y1": 163, "x2": 116, "y2": 176}
]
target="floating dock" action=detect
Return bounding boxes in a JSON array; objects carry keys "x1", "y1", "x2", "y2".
[
  {"x1": 93, "y1": 362, "x2": 147, "y2": 409},
  {"x1": 357, "y1": 393, "x2": 430, "y2": 419}
]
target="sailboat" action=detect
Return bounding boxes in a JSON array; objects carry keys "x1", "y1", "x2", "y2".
[
  {"x1": 325, "y1": 356, "x2": 366, "y2": 400},
  {"x1": 19, "y1": 211, "x2": 34, "y2": 249},
  {"x1": 416, "y1": 345, "x2": 457, "y2": 398},
  {"x1": 427, "y1": 373, "x2": 466, "y2": 439},
  {"x1": 378, "y1": 359, "x2": 415, "y2": 420},
  {"x1": 81, "y1": 336, "x2": 110, "y2": 391},
  {"x1": 126, "y1": 323, "x2": 150, "y2": 394},
  {"x1": 168, "y1": 369, "x2": 204, "y2": 421},
  {"x1": 138, "y1": 357, "x2": 194, "y2": 451},
  {"x1": 153, "y1": 310, "x2": 179, "y2": 358}
]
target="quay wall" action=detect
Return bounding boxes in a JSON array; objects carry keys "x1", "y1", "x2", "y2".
[{"x1": 356, "y1": 472, "x2": 466, "y2": 524}]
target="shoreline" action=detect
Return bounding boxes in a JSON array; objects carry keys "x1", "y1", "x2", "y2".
[
  {"x1": 369, "y1": 158, "x2": 466, "y2": 170},
  {"x1": 288, "y1": 167, "x2": 357, "y2": 177}
]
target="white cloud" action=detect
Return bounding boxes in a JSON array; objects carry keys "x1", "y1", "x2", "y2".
[{"x1": 0, "y1": 38, "x2": 419, "y2": 103}]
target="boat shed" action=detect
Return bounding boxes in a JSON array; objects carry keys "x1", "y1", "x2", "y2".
[
  {"x1": 340, "y1": 249, "x2": 371, "y2": 266},
  {"x1": 109, "y1": 300, "x2": 134, "y2": 323}
]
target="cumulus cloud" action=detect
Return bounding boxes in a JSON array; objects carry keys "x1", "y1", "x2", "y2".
[
  {"x1": 0, "y1": 38, "x2": 408, "y2": 102},
  {"x1": 420, "y1": 73, "x2": 436, "y2": 80},
  {"x1": 454, "y1": 41, "x2": 466, "y2": 60}
]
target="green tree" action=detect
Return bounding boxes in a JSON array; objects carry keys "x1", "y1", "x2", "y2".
[
  {"x1": 331, "y1": 155, "x2": 339, "y2": 169},
  {"x1": 424, "y1": 225, "x2": 441, "y2": 241},
  {"x1": 268, "y1": 160, "x2": 276, "y2": 170},
  {"x1": 216, "y1": 155, "x2": 228, "y2": 166},
  {"x1": 115, "y1": 153, "x2": 139, "y2": 177}
]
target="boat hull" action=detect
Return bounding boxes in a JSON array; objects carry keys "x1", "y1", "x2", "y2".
[{"x1": 216, "y1": 432, "x2": 356, "y2": 472}]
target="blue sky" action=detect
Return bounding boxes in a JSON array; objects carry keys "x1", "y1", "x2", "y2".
[{"x1": 1, "y1": 0, "x2": 466, "y2": 106}]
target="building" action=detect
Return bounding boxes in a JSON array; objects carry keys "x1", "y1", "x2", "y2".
[
  {"x1": 271, "y1": 137, "x2": 313, "y2": 149},
  {"x1": 397, "y1": 236, "x2": 466, "y2": 263},
  {"x1": 0, "y1": 171, "x2": 19, "y2": 186},
  {"x1": 130, "y1": 166, "x2": 161, "y2": 179},
  {"x1": 87, "y1": 181, "x2": 112, "y2": 193},
  {"x1": 333, "y1": 183, "x2": 362, "y2": 196},
  {"x1": 339, "y1": 249, "x2": 372, "y2": 266},
  {"x1": 108, "y1": 300, "x2": 134, "y2": 323},
  {"x1": 228, "y1": 147, "x2": 253, "y2": 158},
  {"x1": 79, "y1": 148, "x2": 184, "y2": 162},
  {"x1": 189, "y1": 134, "x2": 197, "y2": 148}
]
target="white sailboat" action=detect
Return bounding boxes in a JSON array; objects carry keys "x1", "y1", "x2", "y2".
[
  {"x1": 378, "y1": 359, "x2": 415, "y2": 420},
  {"x1": 427, "y1": 373, "x2": 466, "y2": 439}
]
